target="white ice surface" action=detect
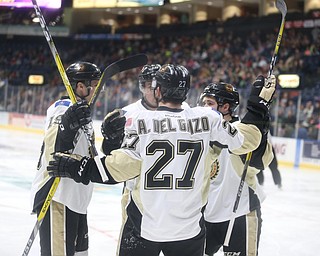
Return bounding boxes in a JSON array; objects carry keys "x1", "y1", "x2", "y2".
[{"x1": 0, "y1": 128, "x2": 319, "y2": 256}]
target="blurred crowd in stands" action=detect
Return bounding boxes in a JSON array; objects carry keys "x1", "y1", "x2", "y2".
[{"x1": 0, "y1": 14, "x2": 319, "y2": 140}]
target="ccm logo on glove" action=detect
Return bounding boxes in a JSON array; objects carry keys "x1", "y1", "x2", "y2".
[{"x1": 79, "y1": 157, "x2": 89, "y2": 177}]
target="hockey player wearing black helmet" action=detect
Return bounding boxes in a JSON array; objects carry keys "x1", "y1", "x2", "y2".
[
  {"x1": 153, "y1": 64, "x2": 190, "y2": 104},
  {"x1": 137, "y1": 64, "x2": 162, "y2": 109},
  {"x1": 47, "y1": 65, "x2": 276, "y2": 256},
  {"x1": 100, "y1": 64, "x2": 162, "y2": 153},
  {"x1": 30, "y1": 61, "x2": 101, "y2": 256},
  {"x1": 99, "y1": 64, "x2": 162, "y2": 243},
  {"x1": 200, "y1": 79, "x2": 274, "y2": 256},
  {"x1": 200, "y1": 82, "x2": 239, "y2": 117},
  {"x1": 99, "y1": 64, "x2": 193, "y2": 255},
  {"x1": 66, "y1": 61, "x2": 101, "y2": 99}
]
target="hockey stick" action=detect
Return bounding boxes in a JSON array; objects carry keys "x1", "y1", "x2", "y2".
[
  {"x1": 23, "y1": 2, "x2": 146, "y2": 255},
  {"x1": 268, "y1": 0, "x2": 287, "y2": 78},
  {"x1": 223, "y1": 152, "x2": 252, "y2": 246},
  {"x1": 90, "y1": 53, "x2": 148, "y2": 106},
  {"x1": 23, "y1": 1, "x2": 103, "y2": 254},
  {"x1": 22, "y1": 178, "x2": 59, "y2": 256},
  {"x1": 21, "y1": 58, "x2": 147, "y2": 256},
  {"x1": 31, "y1": 0, "x2": 107, "y2": 180},
  {"x1": 87, "y1": 53, "x2": 148, "y2": 182},
  {"x1": 31, "y1": 0, "x2": 75, "y2": 103},
  {"x1": 223, "y1": 0, "x2": 287, "y2": 247}
]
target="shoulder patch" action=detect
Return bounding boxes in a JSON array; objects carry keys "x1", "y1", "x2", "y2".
[
  {"x1": 210, "y1": 159, "x2": 220, "y2": 180},
  {"x1": 125, "y1": 117, "x2": 132, "y2": 127},
  {"x1": 55, "y1": 100, "x2": 71, "y2": 108}
]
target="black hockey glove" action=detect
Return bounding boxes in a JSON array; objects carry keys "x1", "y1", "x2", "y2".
[
  {"x1": 101, "y1": 109, "x2": 126, "y2": 154},
  {"x1": 61, "y1": 100, "x2": 92, "y2": 131},
  {"x1": 47, "y1": 153, "x2": 94, "y2": 185},
  {"x1": 242, "y1": 75, "x2": 275, "y2": 134},
  {"x1": 56, "y1": 100, "x2": 92, "y2": 151},
  {"x1": 47, "y1": 153, "x2": 118, "y2": 185},
  {"x1": 246, "y1": 75, "x2": 276, "y2": 117}
]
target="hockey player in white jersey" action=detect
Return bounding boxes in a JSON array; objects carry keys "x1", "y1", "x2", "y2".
[
  {"x1": 101, "y1": 64, "x2": 161, "y2": 154},
  {"x1": 47, "y1": 64, "x2": 276, "y2": 256},
  {"x1": 100, "y1": 64, "x2": 161, "y2": 224},
  {"x1": 100, "y1": 64, "x2": 190, "y2": 227},
  {"x1": 30, "y1": 61, "x2": 101, "y2": 255},
  {"x1": 200, "y1": 82, "x2": 273, "y2": 256}
]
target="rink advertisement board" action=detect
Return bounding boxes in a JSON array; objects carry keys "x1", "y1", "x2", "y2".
[
  {"x1": 0, "y1": 111, "x2": 8, "y2": 125},
  {"x1": 271, "y1": 137, "x2": 297, "y2": 165},
  {"x1": 7, "y1": 113, "x2": 45, "y2": 130},
  {"x1": 303, "y1": 141, "x2": 320, "y2": 159},
  {"x1": 272, "y1": 136, "x2": 320, "y2": 170},
  {"x1": 301, "y1": 140, "x2": 320, "y2": 169},
  {"x1": 0, "y1": 112, "x2": 319, "y2": 170}
]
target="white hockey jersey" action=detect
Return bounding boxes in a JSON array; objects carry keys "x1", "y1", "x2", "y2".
[
  {"x1": 122, "y1": 99, "x2": 190, "y2": 191},
  {"x1": 104, "y1": 105, "x2": 262, "y2": 242},
  {"x1": 204, "y1": 147, "x2": 267, "y2": 222},
  {"x1": 30, "y1": 98, "x2": 94, "y2": 214}
]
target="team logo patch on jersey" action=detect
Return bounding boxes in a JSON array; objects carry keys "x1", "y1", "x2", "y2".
[{"x1": 210, "y1": 159, "x2": 220, "y2": 180}]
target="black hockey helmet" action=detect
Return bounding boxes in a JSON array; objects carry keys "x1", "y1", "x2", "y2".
[
  {"x1": 154, "y1": 64, "x2": 190, "y2": 103},
  {"x1": 66, "y1": 61, "x2": 101, "y2": 89},
  {"x1": 138, "y1": 64, "x2": 161, "y2": 91},
  {"x1": 200, "y1": 82, "x2": 239, "y2": 113}
]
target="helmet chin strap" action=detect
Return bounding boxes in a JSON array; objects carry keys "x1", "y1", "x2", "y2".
[
  {"x1": 75, "y1": 88, "x2": 91, "y2": 100},
  {"x1": 217, "y1": 104, "x2": 231, "y2": 117},
  {"x1": 153, "y1": 88, "x2": 163, "y2": 104},
  {"x1": 74, "y1": 81, "x2": 92, "y2": 100}
]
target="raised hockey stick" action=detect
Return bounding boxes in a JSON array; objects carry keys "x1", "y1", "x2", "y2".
[
  {"x1": 30, "y1": 0, "x2": 108, "y2": 180},
  {"x1": 31, "y1": 0, "x2": 75, "y2": 103},
  {"x1": 268, "y1": 0, "x2": 287, "y2": 78},
  {"x1": 23, "y1": 2, "x2": 146, "y2": 255},
  {"x1": 22, "y1": 1, "x2": 102, "y2": 254},
  {"x1": 21, "y1": 58, "x2": 147, "y2": 256},
  {"x1": 88, "y1": 53, "x2": 147, "y2": 184},
  {"x1": 90, "y1": 53, "x2": 148, "y2": 107},
  {"x1": 223, "y1": 0, "x2": 287, "y2": 247}
]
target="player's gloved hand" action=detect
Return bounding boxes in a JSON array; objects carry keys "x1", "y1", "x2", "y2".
[
  {"x1": 47, "y1": 153, "x2": 94, "y2": 185},
  {"x1": 242, "y1": 75, "x2": 275, "y2": 134},
  {"x1": 101, "y1": 109, "x2": 126, "y2": 143},
  {"x1": 61, "y1": 100, "x2": 92, "y2": 132},
  {"x1": 246, "y1": 74, "x2": 276, "y2": 117},
  {"x1": 101, "y1": 109, "x2": 126, "y2": 155},
  {"x1": 56, "y1": 100, "x2": 92, "y2": 151}
]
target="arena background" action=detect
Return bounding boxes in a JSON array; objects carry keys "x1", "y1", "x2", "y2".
[{"x1": 0, "y1": 0, "x2": 319, "y2": 255}]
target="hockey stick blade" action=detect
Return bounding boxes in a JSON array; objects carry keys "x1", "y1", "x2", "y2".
[
  {"x1": 276, "y1": 0, "x2": 287, "y2": 17},
  {"x1": 90, "y1": 53, "x2": 148, "y2": 106}
]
